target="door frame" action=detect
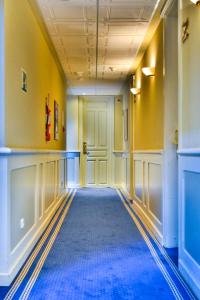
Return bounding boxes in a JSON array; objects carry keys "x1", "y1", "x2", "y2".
[
  {"x1": 162, "y1": 0, "x2": 179, "y2": 247},
  {"x1": 0, "y1": 0, "x2": 5, "y2": 146},
  {"x1": 79, "y1": 96, "x2": 114, "y2": 188}
]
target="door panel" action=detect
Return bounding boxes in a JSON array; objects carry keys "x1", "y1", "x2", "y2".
[
  {"x1": 87, "y1": 160, "x2": 96, "y2": 185},
  {"x1": 98, "y1": 111, "x2": 107, "y2": 146},
  {"x1": 99, "y1": 160, "x2": 107, "y2": 184},
  {"x1": 87, "y1": 111, "x2": 95, "y2": 147}
]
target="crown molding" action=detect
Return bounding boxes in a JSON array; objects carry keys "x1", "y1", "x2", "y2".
[{"x1": 130, "y1": 0, "x2": 167, "y2": 73}]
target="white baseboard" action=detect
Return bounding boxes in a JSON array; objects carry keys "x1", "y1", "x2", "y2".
[
  {"x1": 0, "y1": 192, "x2": 67, "y2": 286},
  {"x1": 67, "y1": 184, "x2": 81, "y2": 188},
  {"x1": 132, "y1": 199, "x2": 163, "y2": 245},
  {"x1": 179, "y1": 260, "x2": 200, "y2": 299},
  {"x1": 121, "y1": 187, "x2": 132, "y2": 201}
]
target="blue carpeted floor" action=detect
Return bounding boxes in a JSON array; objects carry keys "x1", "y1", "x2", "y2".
[{"x1": 0, "y1": 188, "x2": 196, "y2": 300}]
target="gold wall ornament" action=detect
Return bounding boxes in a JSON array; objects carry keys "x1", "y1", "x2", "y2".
[
  {"x1": 182, "y1": 18, "x2": 189, "y2": 43},
  {"x1": 190, "y1": 0, "x2": 200, "y2": 6}
]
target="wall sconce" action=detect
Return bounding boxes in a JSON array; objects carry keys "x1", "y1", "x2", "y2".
[
  {"x1": 190, "y1": 0, "x2": 200, "y2": 5},
  {"x1": 142, "y1": 67, "x2": 155, "y2": 77},
  {"x1": 130, "y1": 88, "x2": 141, "y2": 95}
]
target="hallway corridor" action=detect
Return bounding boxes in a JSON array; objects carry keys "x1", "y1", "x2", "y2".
[{"x1": 0, "y1": 189, "x2": 195, "y2": 300}]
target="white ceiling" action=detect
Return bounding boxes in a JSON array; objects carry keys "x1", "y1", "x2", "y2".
[{"x1": 36, "y1": 0, "x2": 159, "y2": 93}]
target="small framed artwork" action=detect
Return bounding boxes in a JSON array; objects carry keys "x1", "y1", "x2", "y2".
[
  {"x1": 21, "y1": 69, "x2": 27, "y2": 93},
  {"x1": 45, "y1": 94, "x2": 51, "y2": 142},
  {"x1": 62, "y1": 110, "x2": 65, "y2": 133},
  {"x1": 124, "y1": 108, "x2": 128, "y2": 141},
  {"x1": 182, "y1": 18, "x2": 189, "y2": 43},
  {"x1": 54, "y1": 100, "x2": 59, "y2": 140}
]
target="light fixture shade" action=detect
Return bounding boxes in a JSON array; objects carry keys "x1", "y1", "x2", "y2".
[
  {"x1": 190, "y1": 0, "x2": 200, "y2": 5},
  {"x1": 142, "y1": 67, "x2": 155, "y2": 77},
  {"x1": 130, "y1": 88, "x2": 141, "y2": 95}
]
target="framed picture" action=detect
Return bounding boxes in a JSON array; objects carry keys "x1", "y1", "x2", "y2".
[
  {"x1": 54, "y1": 100, "x2": 59, "y2": 140},
  {"x1": 124, "y1": 109, "x2": 128, "y2": 141},
  {"x1": 45, "y1": 94, "x2": 51, "y2": 142},
  {"x1": 62, "y1": 110, "x2": 65, "y2": 133}
]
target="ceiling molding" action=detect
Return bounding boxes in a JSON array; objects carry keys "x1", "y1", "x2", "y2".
[{"x1": 129, "y1": 0, "x2": 167, "y2": 72}]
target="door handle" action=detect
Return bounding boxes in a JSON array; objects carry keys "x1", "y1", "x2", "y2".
[{"x1": 83, "y1": 142, "x2": 88, "y2": 155}]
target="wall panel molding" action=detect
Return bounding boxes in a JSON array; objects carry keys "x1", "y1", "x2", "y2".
[
  {"x1": 178, "y1": 153, "x2": 200, "y2": 298},
  {"x1": 132, "y1": 150, "x2": 178, "y2": 248},
  {"x1": 133, "y1": 152, "x2": 163, "y2": 243},
  {"x1": 0, "y1": 152, "x2": 68, "y2": 286},
  {"x1": 0, "y1": 148, "x2": 68, "y2": 155},
  {"x1": 66, "y1": 152, "x2": 80, "y2": 188}
]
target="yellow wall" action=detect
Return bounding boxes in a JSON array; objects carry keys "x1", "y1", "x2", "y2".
[
  {"x1": 134, "y1": 21, "x2": 164, "y2": 150},
  {"x1": 5, "y1": 0, "x2": 66, "y2": 149}
]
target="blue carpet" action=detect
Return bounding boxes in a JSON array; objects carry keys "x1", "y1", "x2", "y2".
[{"x1": 0, "y1": 188, "x2": 195, "y2": 300}]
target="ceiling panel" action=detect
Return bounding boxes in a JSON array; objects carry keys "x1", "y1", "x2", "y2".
[
  {"x1": 36, "y1": 0, "x2": 158, "y2": 85},
  {"x1": 55, "y1": 22, "x2": 86, "y2": 35},
  {"x1": 50, "y1": 5, "x2": 85, "y2": 20},
  {"x1": 109, "y1": 7, "x2": 144, "y2": 19}
]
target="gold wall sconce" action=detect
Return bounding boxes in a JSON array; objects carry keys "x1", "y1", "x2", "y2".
[
  {"x1": 190, "y1": 0, "x2": 200, "y2": 5},
  {"x1": 130, "y1": 87, "x2": 141, "y2": 95},
  {"x1": 130, "y1": 88, "x2": 141, "y2": 103},
  {"x1": 142, "y1": 67, "x2": 155, "y2": 77}
]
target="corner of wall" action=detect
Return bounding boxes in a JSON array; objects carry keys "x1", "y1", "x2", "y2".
[{"x1": 0, "y1": 0, "x2": 5, "y2": 147}]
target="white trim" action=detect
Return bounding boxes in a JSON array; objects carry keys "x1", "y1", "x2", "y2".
[
  {"x1": 67, "y1": 184, "x2": 81, "y2": 189},
  {"x1": 113, "y1": 150, "x2": 129, "y2": 154},
  {"x1": 160, "y1": 0, "x2": 175, "y2": 18},
  {"x1": 0, "y1": 0, "x2": 5, "y2": 146},
  {"x1": 178, "y1": 149, "x2": 200, "y2": 156},
  {"x1": 179, "y1": 260, "x2": 200, "y2": 300},
  {"x1": 133, "y1": 197, "x2": 163, "y2": 243},
  {"x1": 66, "y1": 150, "x2": 80, "y2": 153},
  {"x1": 133, "y1": 150, "x2": 164, "y2": 154},
  {"x1": 121, "y1": 187, "x2": 133, "y2": 201},
  {"x1": 0, "y1": 148, "x2": 68, "y2": 155}
]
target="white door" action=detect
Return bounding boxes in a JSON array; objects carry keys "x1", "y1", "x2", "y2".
[{"x1": 83, "y1": 97, "x2": 113, "y2": 187}]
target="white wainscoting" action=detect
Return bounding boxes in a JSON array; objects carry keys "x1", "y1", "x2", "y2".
[
  {"x1": 133, "y1": 151, "x2": 164, "y2": 244},
  {"x1": 0, "y1": 149, "x2": 68, "y2": 286},
  {"x1": 178, "y1": 152, "x2": 200, "y2": 298},
  {"x1": 66, "y1": 151, "x2": 80, "y2": 188},
  {"x1": 66, "y1": 150, "x2": 129, "y2": 189},
  {"x1": 132, "y1": 150, "x2": 178, "y2": 248},
  {"x1": 112, "y1": 151, "x2": 130, "y2": 193}
]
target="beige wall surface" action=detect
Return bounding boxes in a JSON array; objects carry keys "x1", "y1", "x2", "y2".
[
  {"x1": 5, "y1": 0, "x2": 66, "y2": 149},
  {"x1": 134, "y1": 21, "x2": 164, "y2": 150}
]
